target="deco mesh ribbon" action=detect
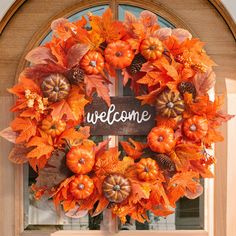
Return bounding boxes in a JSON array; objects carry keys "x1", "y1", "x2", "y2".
[{"x1": 0, "y1": 8, "x2": 234, "y2": 223}]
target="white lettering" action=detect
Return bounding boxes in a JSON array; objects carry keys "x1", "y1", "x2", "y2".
[{"x1": 86, "y1": 104, "x2": 152, "y2": 125}]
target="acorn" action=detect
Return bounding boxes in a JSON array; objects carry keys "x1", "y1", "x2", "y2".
[
  {"x1": 155, "y1": 154, "x2": 176, "y2": 172},
  {"x1": 178, "y1": 81, "x2": 197, "y2": 98},
  {"x1": 67, "y1": 65, "x2": 85, "y2": 85},
  {"x1": 128, "y1": 53, "x2": 147, "y2": 74}
]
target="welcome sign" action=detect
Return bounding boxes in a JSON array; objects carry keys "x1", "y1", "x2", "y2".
[{"x1": 84, "y1": 97, "x2": 156, "y2": 135}]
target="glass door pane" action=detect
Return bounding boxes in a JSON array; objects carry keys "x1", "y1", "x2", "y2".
[
  {"x1": 117, "y1": 4, "x2": 204, "y2": 231},
  {"x1": 23, "y1": 5, "x2": 108, "y2": 231}
]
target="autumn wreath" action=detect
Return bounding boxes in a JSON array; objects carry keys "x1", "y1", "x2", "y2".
[{"x1": 0, "y1": 8, "x2": 234, "y2": 223}]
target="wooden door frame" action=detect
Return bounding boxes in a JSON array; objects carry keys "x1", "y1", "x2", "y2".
[{"x1": 0, "y1": 0, "x2": 235, "y2": 236}]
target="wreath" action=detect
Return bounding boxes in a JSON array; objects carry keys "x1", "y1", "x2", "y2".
[{"x1": 0, "y1": 8, "x2": 234, "y2": 223}]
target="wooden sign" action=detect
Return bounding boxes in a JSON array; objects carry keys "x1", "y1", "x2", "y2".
[{"x1": 84, "y1": 96, "x2": 156, "y2": 136}]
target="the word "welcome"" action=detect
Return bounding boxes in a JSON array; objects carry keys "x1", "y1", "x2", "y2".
[{"x1": 86, "y1": 104, "x2": 151, "y2": 125}]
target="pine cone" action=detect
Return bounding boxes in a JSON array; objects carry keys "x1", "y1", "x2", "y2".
[
  {"x1": 128, "y1": 53, "x2": 147, "y2": 74},
  {"x1": 68, "y1": 66, "x2": 85, "y2": 85},
  {"x1": 155, "y1": 154, "x2": 176, "y2": 172},
  {"x1": 178, "y1": 81, "x2": 196, "y2": 98}
]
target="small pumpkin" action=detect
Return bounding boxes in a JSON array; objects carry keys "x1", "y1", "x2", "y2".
[
  {"x1": 103, "y1": 174, "x2": 131, "y2": 203},
  {"x1": 41, "y1": 73, "x2": 70, "y2": 102},
  {"x1": 140, "y1": 37, "x2": 164, "y2": 61},
  {"x1": 156, "y1": 90, "x2": 185, "y2": 118},
  {"x1": 147, "y1": 126, "x2": 175, "y2": 153},
  {"x1": 69, "y1": 175, "x2": 94, "y2": 199},
  {"x1": 66, "y1": 144, "x2": 95, "y2": 174},
  {"x1": 136, "y1": 158, "x2": 159, "y2": 181},
  {"x1": 105, "y1": 40, "x2": 134, "y2": 69},
  {"x1": 80, "y1": 51, "x2": 104, "y2": 75},
  {"x1": 41, "y1": 116, "x2": 66, "y2": 137},
  {"x1": 183, "y1": 115, "x2": 208, "y2": 141}
]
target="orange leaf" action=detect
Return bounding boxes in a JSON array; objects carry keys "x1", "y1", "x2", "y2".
[
  {"x1": 8, "y1": 76, "x2": 41, "y2": 98},
  {"x1": 11, "y1": 117, "x2": 37, "y2": 143},
  {"x1": 112, "y1": 156, "x2": 134, "y2": 175},
  {"x1": 167, "y1": 171, "x2": 200, "y2": 207},
  {"x1": 95, "y1": 147, "x2": 120, "y2": 176},
  {"x1": 84, "y1": 75, "x2": 110, "y2": 106},
  {"x1": 26, "y1": 131, "x2": 54, "y2": 159},
  {"x1": 193, "y1": 69, "x2": 216, "y2": 96},
  {"x1": 8, "y1": 144, "x2": 29, "y2": 164},
  {"x1": 57, "y1": 126, "x2": 90, "y2": 146},
  {"x1": 120, "y1": 138, "x2": 146, "y2": 159},
  {"x1": 50, "y1": 86, "x2": 88, "y2": 121},
  {"x1": 0, "y1": 127, "x2": 17, "y2": 143}
]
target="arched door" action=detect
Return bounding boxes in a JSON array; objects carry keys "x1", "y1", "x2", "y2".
[{"x1": 0, "y1": 1, "x2": 235, "y2": 236}]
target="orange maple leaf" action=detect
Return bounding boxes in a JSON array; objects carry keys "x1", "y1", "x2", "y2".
[
  {"x1": 26, "y1": 130, "x2": 54, "y2": 159},
  {"x1": 57, "y1": 126, "x2": 90, "y2": 147},
  {"x1": 89, "y1": 8, "x2": 126, "y2": 43},
  {"x1": 120, "y1": 138, "x2": 147, "y2": 159},
  {"x1": 84, "y1": 74, "x2": 111, "y2": 106},
  {"x1": 50, "y1": 86, "x2": 89, "y2": 121},
  {"x1": 11, "y1": 117, "x2": 37, "y2": 143},
  {"x1": 167, "y1": 171, "x2": 200, "y2": 207},
  {"x1": 94, "y1": 147, "x2": 120, "y2": 176}
]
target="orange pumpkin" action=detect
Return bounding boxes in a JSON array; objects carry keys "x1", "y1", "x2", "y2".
[
  {"x1": 66, "y1": 144, "x2": 95, "y2": 174},
  {"x1": 147, "y1": 126, "x2": 175, "y2": 153},
  {"x1": 80, "y1": 51, "x2": 104, "y2": 75},
  {"x1": 136, "y1": 158, "x2": 159, "y2": 181},
  {"x1": 140, "y1": 37, "x2": 164, "y2": 61},
  {"x1": 105, "y1": 40, "x2": 134, "y2": 69},
  {"x1": 69, "y1": 175, "x2": 94, "y2": 199},
  {"x1": 183, "y1": 115, "x2": 208, "y2": 141},
  {"x1": 41, "y1": 116, "x2": 66, "y2": 137}
]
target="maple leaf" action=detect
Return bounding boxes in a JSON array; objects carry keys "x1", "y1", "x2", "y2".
[
  {"x1": 84, "y1": 74, "x2": 111, "y2": 106},
  {"x1": 120, "y1": 138, "x2": 147, "y2": 159},
  {"x1": 26, "y1": 130, "x2": 54, "y2": 159},
  {"x1": 51, "y1": 18, "x2": 76, "y2": 41},
  {"x1": 94, "y1": 139, "x2": 109, "y2": 158},
  {"x1": 0, "y1": 127, "x2": 17, "y2": 143},
  {"x1": 25, "y1": 46, "x2": 56, "y2": 65},
  {"x1": 170, "y1": 144, "x2": 203, "y2": 171},
  {"x1": 57, "y1": 126, "x2": 90, "y2": 147},
  {"x1": 11, "y1": 117, "x2": 37, "y2": 143},
  {"x1": 150, "y1": 180, "x2": 169, "y2": 206},
  {"x1": 193, "y1": 69, "x2": 216, "y2": 96},
  {"x1": 34, "y1": 150, "x2": 72, "y2": 192},
  {"x1": 95, "y1": 147, "x2": 120, "y2": 176},
  {"x1": 89, "y1": 8, "x2": 126, "y2": 43},
  {"x1": 167, "y1": 171, "x2": 200, "y2": 207},
  {"x1": 8, "y1": 144, "x2": 29, "y2": 164},
  {"x1": 66, "y1": 44, "x2": 89, "y2": 69},
  {"x1": 129, "y1": 180, "x2": 152, "y2": 204},
  {"x1": 50, "y1": 86, "x2": 89, "y2": 121},
  {"x1": 112, "y1": 156, "x2": 134, "y2": 175},
  {"x1": 136, "y1": 88, "x2": 161, "y2": 105},
  {"x1": 8, "y1": 76, "x2": 41, "y2": 98},
  {"x1": 29, "y1": 155, "x2": 49, "y2": 172}
]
